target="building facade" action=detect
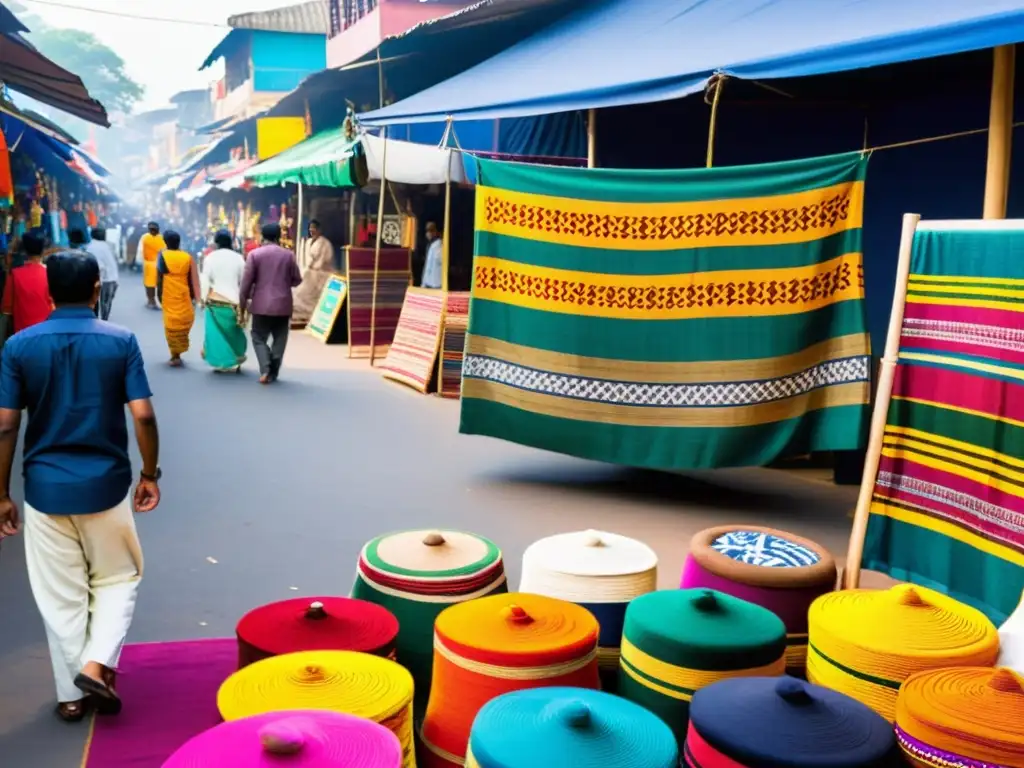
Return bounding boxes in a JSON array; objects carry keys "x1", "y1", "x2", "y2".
[
  {"x1": 202, "y1": 1, "x2": 330, "y2": 122},
  {"x1": 326, "y1": 0, "x2": 472, "y2": 68}
]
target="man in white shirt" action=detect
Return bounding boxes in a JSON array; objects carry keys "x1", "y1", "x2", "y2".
[
  {"x1": 87, "y1": 227, "x2": 120, "y2": 320},
  {"x1": 421, "y1": 221, "x2": 443, "y2": 289}
]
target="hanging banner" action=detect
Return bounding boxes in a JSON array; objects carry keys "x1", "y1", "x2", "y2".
[
  {"x1": 460, "y1": 152, "x2": 873, "y2": 470},
  {"x1": 256, "y1": 117, "x2": 307, "y2": 162},
  {"x1": 0, "y1": 127, "x2": 13, "y2": 207}
]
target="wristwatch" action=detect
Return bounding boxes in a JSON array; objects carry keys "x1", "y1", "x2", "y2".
[{"x1": 140, "y1": 468, "x2": 162, "y2": 481}]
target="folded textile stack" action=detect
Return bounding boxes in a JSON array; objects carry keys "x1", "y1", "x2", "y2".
[
  {"x1": 680, "y1": 526, "x2": 836, "y2": 676},
  {"x1": 420, "y1": 593, "x2": 600, "y2": 768},
  {"x1": 235, "y1": 597, "x2": 399, "y2": 668},
  {"x1": 217, "y1": 650, "x2": 417, "y2": 768},
  {"x1": 619, "y1": 588, "x2": 787, "y2": 745},
  {"x1": 519, "y1": 529, "x2": 657, "y2": 691},
  {"x1": 351, "y1": 529, "x2": 507, "y2": 712}
]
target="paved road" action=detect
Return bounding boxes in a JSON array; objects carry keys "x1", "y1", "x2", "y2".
[{"x1": 0, "y1": 273, "x2": 860, "y2": 765}]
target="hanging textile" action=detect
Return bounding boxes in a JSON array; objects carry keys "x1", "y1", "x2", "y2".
[
  {"x1": 459, "y1": 152, "x2": 872, "y2": 469},
  {"x1": 0, "y1": 126, "x2": 14, "y2": 207},
  {"x1": 863, "y1": 227, "x2": 1024, "y2": 624}
]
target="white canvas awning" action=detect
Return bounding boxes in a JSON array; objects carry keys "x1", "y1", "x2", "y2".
[{"x1": 361, "y1": 134, "x2": 467, "y2": 186}]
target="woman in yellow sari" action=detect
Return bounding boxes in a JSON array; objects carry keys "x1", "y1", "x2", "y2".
[
  {"x1": 157, "y1": 231, "x2": 201, "y2": 367},
  {"x1": 140, "y1": 221, "x2": 166, "y2": 308}
]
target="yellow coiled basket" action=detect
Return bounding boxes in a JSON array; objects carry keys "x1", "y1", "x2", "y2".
[{"x1": 806, "y1": 584, "x2": 999, "y2": 720}]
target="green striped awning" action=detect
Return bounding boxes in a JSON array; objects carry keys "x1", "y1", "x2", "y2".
[{"x1": 244, "y1": 128, "x2": 362, "y2": 188}]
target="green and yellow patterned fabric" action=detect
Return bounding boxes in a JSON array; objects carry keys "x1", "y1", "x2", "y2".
[{"x1": 460, "y1": 153, "x2": 872, "y2": 469}]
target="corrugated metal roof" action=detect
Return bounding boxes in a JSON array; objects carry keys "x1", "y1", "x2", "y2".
[
  {"x1": 384, "y1": 0, "x2": 572, "y2": 43},
  {"x1": 227, "y1": 0, "x2": 329, "y2": 34}
]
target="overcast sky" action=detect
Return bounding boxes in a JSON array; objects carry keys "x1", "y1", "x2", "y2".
[{"x1": 24, "y1": 0, "x2": 294, "y2": 110}]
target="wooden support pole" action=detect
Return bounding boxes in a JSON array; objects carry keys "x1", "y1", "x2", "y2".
[
  {"x1": 442, "y1": 140, "x2": 453, "y2": 293},
  {"x1": 844, "y1": 212, "x2": 921, "y2": 589},
  {"x1": 706, "y1": 76, "x2": 725, "y2": 168},
  {"x1": 296, "y1": 181, "x2": 305, "y2": 269},
  {"x1": 369, "y1": 128, "x2": 388, "y2": 366},
  {"x1": 984, "y1": 45, "x2": 1015, "y2": 220},
  {"x1": 587, "y1": 108, "x2": 597, "y2": 168}
]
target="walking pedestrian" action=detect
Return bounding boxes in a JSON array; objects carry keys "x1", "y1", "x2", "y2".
[
  {"x1": 157, "y1": 231, "x2": 200, "y2": 368},
  {"x1": 140, "y1": 222, "x2": 165, "y2": 309},
  {"x1": 200, "y1": 230, "x2": 247, "y2": 373},
  {"x1": 1, "y1": 233, "x2": 53, "y2": 335},
  {"x1": 239, "y1": 223, "x2": 302, "y2": 384},
  {"x1": 86, "y1": 227, "x2": 119, "y2": 320},
  {"x1": 0, "y1": 253, "x2": 161, "y2": 722}
]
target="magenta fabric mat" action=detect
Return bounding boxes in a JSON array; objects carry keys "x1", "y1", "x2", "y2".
[{"x1": 83, "y1": 638, "x2": 236, "y2": 768}]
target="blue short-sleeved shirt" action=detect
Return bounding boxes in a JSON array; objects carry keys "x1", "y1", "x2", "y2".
[{"x1": 0, "y1": 307, "x2": 153, "y2": 515}]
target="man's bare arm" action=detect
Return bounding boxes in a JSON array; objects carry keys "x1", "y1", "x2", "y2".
[
  {"x1": 0, "y1": 408, "x2": 20, "y2": 498},
  {"x1": 127, "y1": 398, "x2": 158, "y2": 476}
]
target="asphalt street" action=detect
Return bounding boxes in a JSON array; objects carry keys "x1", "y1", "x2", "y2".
[{"x1": 0, "y1": 273, "x2": 861, "y2": 766}]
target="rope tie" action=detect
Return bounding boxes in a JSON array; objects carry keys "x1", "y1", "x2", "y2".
[
  {"x1": 465, "y1": 688, "x2": 679, "y2": 768},
  {"x1": 420, "y1": 593, "x2": 600, "y2": 767},
  {"x1": 681, "y1": 526, "x2": 836, "y2": 677},
  {"x1": 807, "y1": 585, "x2": 999, "y2": 721},
  {"x1": 217, "y1": 650, "x2": 416, "y2": 768},
  {"x1": 162, "y1": 710, "x2": 404, "y2": 767},
  {"x1": 518, "y1": 529, "x2": 657, "y2": 691},
  {"x1": 895, "y1": 667, "x2": 1024, "y2": 768}
]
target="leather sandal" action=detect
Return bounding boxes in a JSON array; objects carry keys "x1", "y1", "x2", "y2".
[
  {"x1": 56, "y1": 700, "x2": 86, "y2": 722},
  {"x1": 74, "y1": 673, "x2": 122, "y2": 715}
]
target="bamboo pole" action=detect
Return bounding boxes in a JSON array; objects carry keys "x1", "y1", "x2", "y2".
[
  {"x1": 297, "y1": 181, "x2": 305, "y2": 269},
  {"x1": 368, "y1": 127, "x2": 388, "y2": 366},
  {"x1": 706, "y1": 76, "x2": 725, "y2": 168},
  {"x1": 843, "y1": 212, "x2": 921, "y2": 589},
  {"x1": 441, "y1": 136, "x2": 453, "y2": 293},
  {"x1": 983, "y1": 45, "x2": 1016, "y2": 219},
  {"x1": 587, "y1": 108, "x2": 597, "y2": 168},
  {"x1": 348, "y1": 191, "x2": 356, "y2": 249}
]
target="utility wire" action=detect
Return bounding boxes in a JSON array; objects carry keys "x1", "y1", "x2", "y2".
[{"x1": 20, "y1": 0, "x2": 229, "y2": 27}]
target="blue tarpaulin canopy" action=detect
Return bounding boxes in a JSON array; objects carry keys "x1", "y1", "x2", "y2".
[{"x1": 360, "y1": 0, "x2": 1024, "y2": 125}]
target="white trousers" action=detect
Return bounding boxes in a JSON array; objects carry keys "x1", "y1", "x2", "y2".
[{"x1": 24, "y1": 496, "x2": 143, "y2": 703}]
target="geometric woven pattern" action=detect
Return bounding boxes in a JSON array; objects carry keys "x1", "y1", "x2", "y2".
[
  {"x1": 345, "y1": 246, "x2": 411, "y2": 359},
  {"x1": 463, "y1": 355, "x2": 870, "y2": 408},
  {"x1": 460, "y1": 153, "x2": 873, "y2": 470},
  {"x1": 710, "y1": 531, "x2": 823, "y2": 567},
  {"x1": 484, "y1": 191, "x2": 854, "y2": 244},
  {"x1": 864, "y1": 231, "x2": 1024, "y2": 624},
  {"x1": 475, "y1": 258, "x2": 863, "y2": 314},
  {"x1": 440, "y1": 292, "x2": 470, "y2": 398}
]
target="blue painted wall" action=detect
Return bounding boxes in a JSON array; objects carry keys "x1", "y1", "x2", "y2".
[{"x1": 251, "y1": 30, "x2": 327, "y2": 93}]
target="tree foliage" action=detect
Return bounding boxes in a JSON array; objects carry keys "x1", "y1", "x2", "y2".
[{"x1": 8, "y1": 2, "x2": 145, "y2": 115}]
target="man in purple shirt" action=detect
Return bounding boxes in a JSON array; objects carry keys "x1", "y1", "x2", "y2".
[{"x1": 239, "y1": 223, "x2": 302, "y2": 384}]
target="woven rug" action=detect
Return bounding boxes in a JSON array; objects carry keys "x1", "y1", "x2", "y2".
[
  {"x1": 380, "y1": 287, "x2": 445, "y2": 393},
  {"x1": 863, "y1": 226, "x2": 1024, "y2": 624},
  {"x1": 460, "y1": 153, "x2": 873, "y2": 470},
  {"x1": 82, "y1": 638, "x2": 236, "y2": 768},
  {"x1": 345, "y1": 246, "x2": 412, "y2": 359},
  {"x1": 440, "y1": 292, "x2": 470, "y2": 398}
]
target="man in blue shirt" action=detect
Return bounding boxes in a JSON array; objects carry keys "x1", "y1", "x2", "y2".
[{"x1": 0, "y1": 254, "x2": 161, "y2": 722}]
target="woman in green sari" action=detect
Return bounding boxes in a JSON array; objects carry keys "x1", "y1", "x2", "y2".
[{"x1": 200, "y1": 230, "x2": 247, "y2": 373}]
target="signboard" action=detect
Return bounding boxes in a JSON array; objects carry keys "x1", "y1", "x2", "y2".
[
  {"x1": 256, "y1": 116, "x2": 307, "y2": 160},
  {"x1": 307, "y1": 275, "x2": 347, "y2": 343}
]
